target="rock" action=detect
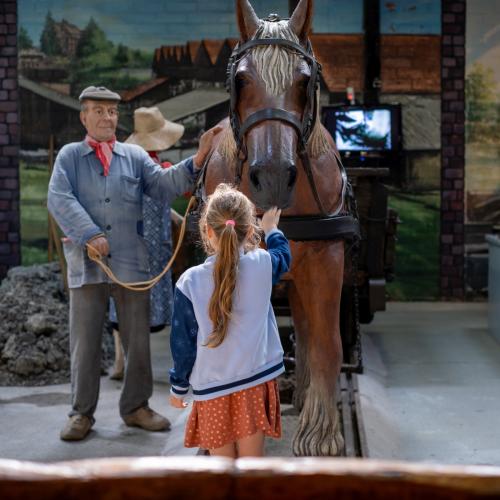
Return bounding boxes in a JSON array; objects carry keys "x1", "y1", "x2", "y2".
[
  {"x1": 18, "y1": 331, "x2": 36, "y2": 346},
  {"x1": 25, "y1": 313, "x2": 57, "y2": 336},
  {"x1": 1, "y1": 335, "x2": 17, "y2": 361},
  {"x1": 46, "y1": 345, "x2": 65, "y2": 370},
  {"x1": 14, "y1": 351, "x2": 46, "y2": 376}
]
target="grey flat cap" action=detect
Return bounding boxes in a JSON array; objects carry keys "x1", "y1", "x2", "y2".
[{"x1": 78, "y1": 85, "x2": 121, "y2": 102}]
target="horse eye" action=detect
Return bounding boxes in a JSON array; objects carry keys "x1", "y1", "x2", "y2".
[{"x1": 235, "y1": 74, "x2": 249, "y2": 90}]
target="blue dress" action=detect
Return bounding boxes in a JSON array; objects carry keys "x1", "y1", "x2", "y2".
[{"x1": 109, "y1": 162, "x2": 174, "y2": 331}]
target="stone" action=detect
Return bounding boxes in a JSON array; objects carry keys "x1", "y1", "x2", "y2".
[
  {"x1": 25, "y1": 313, "x2": 57, "y2": 336},
  {"x1": 1, "y1": 334, "x2": 16, "y2": 360},
  {"x1": 13, "y1": 351, "x2": 46, "y2": 376}
]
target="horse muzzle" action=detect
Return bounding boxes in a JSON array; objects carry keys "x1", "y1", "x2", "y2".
[{"x1": 248, "y1": 160, "x2": 297, "y2": 210}]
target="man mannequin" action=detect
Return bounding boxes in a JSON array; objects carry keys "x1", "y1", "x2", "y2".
[{"x1": 48, "y1": 86, "x2": 219, "y2": 440}]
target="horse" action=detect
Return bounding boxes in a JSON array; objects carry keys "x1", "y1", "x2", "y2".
[{"x1": 200, "y1": 0, "x2": 354, "y2": 456}]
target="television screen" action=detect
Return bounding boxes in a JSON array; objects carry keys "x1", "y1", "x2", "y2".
[{"x1": 335, "y1": 109, "x2": 392, "y2": 151}]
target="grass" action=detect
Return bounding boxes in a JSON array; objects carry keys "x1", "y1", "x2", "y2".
[
  {"x1": 20, "y1": 163, "x2": 50, "y2": 266},
  {"x1": 386, "y1": 191, "x2": 440, "y2": 301}
]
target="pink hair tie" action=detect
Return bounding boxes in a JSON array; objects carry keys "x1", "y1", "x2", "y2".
[{"x1": 225, "y1": 219, "x2": 236, "y2": 227}]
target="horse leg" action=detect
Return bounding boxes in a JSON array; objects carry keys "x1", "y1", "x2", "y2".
[{"x1": 289, "y1": 240, "x2": 345, "y2": 457}]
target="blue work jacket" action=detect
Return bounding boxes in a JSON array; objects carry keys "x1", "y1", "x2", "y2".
[{"x1": 47, "y1": 140, "x2": 196, "y2": 288}]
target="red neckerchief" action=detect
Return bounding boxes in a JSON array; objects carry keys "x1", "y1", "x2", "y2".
[{"x1": 85, "y1": 135, "x2": 116, "y2": 176}]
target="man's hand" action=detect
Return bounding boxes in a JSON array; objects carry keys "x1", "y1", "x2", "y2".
[
  {"x1": 260, "y1": 207, "x2": 281, "y2": 235},
  {"x1": 87, "y1": 235, "x2": 110, "y2": 258},
  {"x1": 193, "y1": 125, "x2": 224, "y2": 170},
  {"x1": 169, "y1": 395, "x2": 188, "y2": 409}
]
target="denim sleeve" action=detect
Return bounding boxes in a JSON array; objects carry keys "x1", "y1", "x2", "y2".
[
  {"x1": 169, "y1": 286, "x2": 198, "y2": 396},
  {"x1": 47, "y1": 149, "x2": 102, "y2": 246},
  {"x1": 265, "y1": 229, "x2": 292, "y2": 285},
  {"x1": 141, "y1": 150, "x2": 196, "y2": 205}
]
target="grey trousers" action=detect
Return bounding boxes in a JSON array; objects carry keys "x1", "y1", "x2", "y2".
[{"x1": 68, "y1": 283, "x2": 152, "y2": 419}]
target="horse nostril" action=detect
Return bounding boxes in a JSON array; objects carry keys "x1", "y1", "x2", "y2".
[
  {"x1": 288, "y1": 165, "x2": 297, "y2": 188},
  {"x1": 250, "y1": 170, "x2": 261, "y2": 191}
]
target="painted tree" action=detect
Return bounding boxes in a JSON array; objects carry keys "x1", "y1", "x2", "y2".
[
  {"x1": 114, "y1": 43, "x2": 130, "y2": 65},
  {"x1": 466, "y1": 63, "x2": 496, "y2": 121},
  {"x1": 466, "y1": 62, "x2": 499, "y2": 143},
  {"x1": 76, "y1": 18, "x2": 113, "y2": 60},
  {"x1": 40, "y1": 11, "x2": 62, "y2": 56},
  {"x1": 19, "y1": 26, "x2": 34, "y2": 50}
]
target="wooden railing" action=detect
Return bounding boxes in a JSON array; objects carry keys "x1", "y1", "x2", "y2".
[{"x1": 1, "y1": 457, "x2": 500, "y2": 499}]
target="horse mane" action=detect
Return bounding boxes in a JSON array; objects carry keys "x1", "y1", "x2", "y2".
[{"x1": 218, "y1": 20, "x2": 332, "y2": 161}]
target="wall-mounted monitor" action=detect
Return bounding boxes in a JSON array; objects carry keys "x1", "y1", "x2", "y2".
[{"x1": 322, "y1": 104, "x2": 402, "y2": 155}]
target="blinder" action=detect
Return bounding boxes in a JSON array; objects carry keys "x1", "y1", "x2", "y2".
[{"x1": 225, "y1": 24, "x2": 322, "y2": 154}]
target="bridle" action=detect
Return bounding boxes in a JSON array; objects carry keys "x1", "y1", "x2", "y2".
[{"x1": 224, "y1": 14, "x2": 347, "y2": 217}]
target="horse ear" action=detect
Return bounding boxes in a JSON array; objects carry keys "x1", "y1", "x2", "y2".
[
  {"x1": 236, "y1": 0, "x2": 260, "y2": 41},
  {"x1": 289, "y1": 0, "x2": 314, "y2": 43}
]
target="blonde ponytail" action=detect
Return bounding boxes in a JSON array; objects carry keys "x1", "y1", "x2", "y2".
[
  {"x1": 199, "y1": 184, "x2": 261, "y2": 348},
  {"x1": 206, "y1": 224, "x2": 239, "y2": 347}
]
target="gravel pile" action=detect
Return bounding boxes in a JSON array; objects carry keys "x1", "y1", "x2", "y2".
[{"x1": 0, "y1": 262, "x2": 113, "y2": 386}]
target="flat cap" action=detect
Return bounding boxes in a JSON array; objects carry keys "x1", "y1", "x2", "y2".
[{"x1": 78, "y1": 85, "x2": 121, "y2": 102}]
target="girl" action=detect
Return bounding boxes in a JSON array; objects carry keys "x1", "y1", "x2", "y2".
[{"x1": 169, "y1": 184, "x2": 291, "y2": 457}]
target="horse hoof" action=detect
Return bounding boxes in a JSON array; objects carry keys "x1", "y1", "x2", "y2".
[{"x1": 292, "y1": 390, "x2": 344, "y2": 456}]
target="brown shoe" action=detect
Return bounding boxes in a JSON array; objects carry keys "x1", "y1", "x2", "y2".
[
  {"x1": 60, "y1": 415, "x2": 93, "y2": 441},
  {"x1": 123, "y1": 406, "x2": 170, "y2": 432}
]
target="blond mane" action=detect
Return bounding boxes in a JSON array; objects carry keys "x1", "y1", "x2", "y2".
[{"x1": 218, "y1": 19, "x2": 332, "y2": 161}]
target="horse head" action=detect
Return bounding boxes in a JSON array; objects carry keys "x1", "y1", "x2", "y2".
[{"x1": 223, "y1": 0, "x2": 327, "y2": 210}]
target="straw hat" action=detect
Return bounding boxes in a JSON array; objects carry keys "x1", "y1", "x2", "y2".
[{"x1": 125, "y1": 107, "x2": 184, "y2": 151}]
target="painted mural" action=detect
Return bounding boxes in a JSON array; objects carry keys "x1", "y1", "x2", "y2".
[
  {"x1": 466, "y1": 0, "x2": 500, "y2": 224},
  {"x1": 17, "y1": 0, "x2": 445, "y2": 300}
]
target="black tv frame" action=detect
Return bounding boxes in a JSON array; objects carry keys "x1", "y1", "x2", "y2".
[{"x1": 321, "y1": 104, "x2": 402, "y2": 168}]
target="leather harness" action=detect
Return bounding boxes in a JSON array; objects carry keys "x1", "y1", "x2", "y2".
[{"x1": 195, "y1": 15, "x2": 360, "y2": 242}]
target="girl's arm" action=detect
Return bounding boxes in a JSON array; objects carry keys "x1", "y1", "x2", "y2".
[
  {"x1": 265, "y1": 229, "x2": 292, "y2": 285},
  {"x1": 261, "y1": 207, "x2": 292, "y2": 285},
  {"x1": 169, "y1": 286, "x2": 198, "y2": 400}
]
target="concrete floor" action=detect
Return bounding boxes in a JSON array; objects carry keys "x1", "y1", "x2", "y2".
[
  {"x1": 2, "y1": 302, "x2": 498, "y2": 464},
  {"x1": 0, "y1": 328, "x2": 294, "y2": 462},
  {"x1": 357, "y1": 302, "x2": 500, "y2": 465}
]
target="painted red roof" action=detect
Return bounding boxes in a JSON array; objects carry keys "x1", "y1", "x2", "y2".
[{"x1": 120, "y1": 77, "x2": 169, "y2": 102}]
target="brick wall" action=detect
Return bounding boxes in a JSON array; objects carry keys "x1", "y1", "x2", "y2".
[
  {"x1": 0, "y1": 0, "x2": 20, "y2": 279},
  {"x1": 381, "y1": 35, "x2": 441, "y2": 93},
  {"x1": 440, "y1": 0, "x2": 465, "y2": 299}
]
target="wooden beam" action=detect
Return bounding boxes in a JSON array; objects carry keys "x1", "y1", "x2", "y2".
[{"x1": 2, "y1": 457, "x2": 500, "y2": 499}]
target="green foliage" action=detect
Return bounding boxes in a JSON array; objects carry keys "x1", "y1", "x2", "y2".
[
  {"x1": 76, "y1": 17, "x2": 113, "y2": 59},
  {"x1": 20, "y1": 162, "x2": 50, "y2": 266},
  {"x1": 466, "y1": 63, "x2": 500, "y2": 143},
  {"x1": 114, "y1": 43, "x2": 130, "y2": 65},
  {"x1": 466, "y1": 63, "x2": 497, "y2": 115},
  {"x1": 40, "y1": 11, "x2": 63, "y2": 56},
  {"x1": 70, "y1": 17, "x2": 153, "y2": 96},
  {"x1": 386, "y1": 192, "x2": 440, "y2": 301},
  {"x1": 19, "y1": 26, "x2": 34, "y2": 50}
]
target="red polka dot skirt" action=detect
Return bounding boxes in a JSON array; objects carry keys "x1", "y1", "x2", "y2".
[{"x1": 184, "y1": 379, "x2": 281, "y2": 450}]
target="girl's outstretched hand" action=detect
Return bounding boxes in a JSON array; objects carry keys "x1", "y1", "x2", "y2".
[
  {"x1": 260, "y1": 206, "x2": 282, "y2": 235},
  {"x1": 169, "y1": 395, "x2": 188, "y2": 409}
]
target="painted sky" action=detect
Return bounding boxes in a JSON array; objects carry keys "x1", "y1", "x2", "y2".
[{"x1": 19, "y1": 0, "x2": 441, "y2": 51}]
